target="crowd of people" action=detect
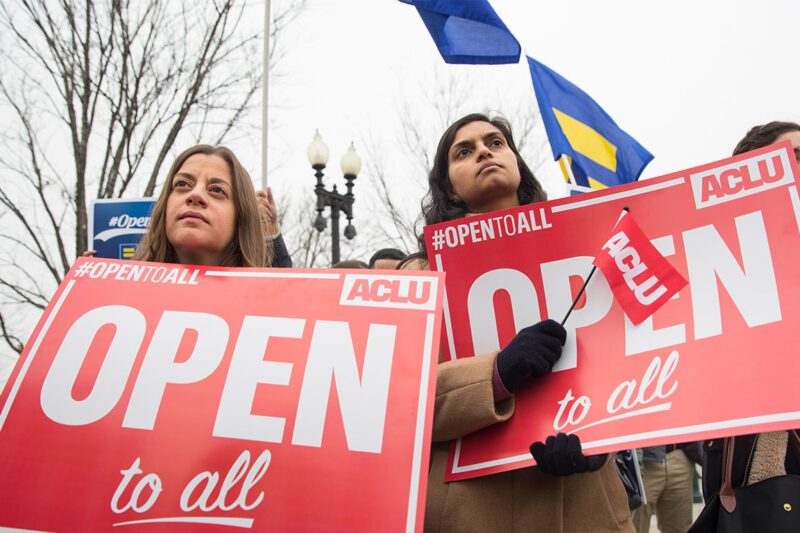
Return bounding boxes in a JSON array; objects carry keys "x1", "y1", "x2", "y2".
[{"x1": 88, "y1": 116, "x2": 800, "y2": 532}]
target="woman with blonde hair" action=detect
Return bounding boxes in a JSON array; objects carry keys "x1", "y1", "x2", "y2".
[{"x1": 135, "y1": 144, "x2": 273, "y2": 267}]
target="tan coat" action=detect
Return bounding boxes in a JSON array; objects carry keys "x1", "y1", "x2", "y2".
[{"x1": 405, "y1": 258, "x2": 634, "y2": 533}]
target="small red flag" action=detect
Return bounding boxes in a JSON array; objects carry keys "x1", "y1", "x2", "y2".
[{"x1": 593, "y1": 210, "x2": 687, "y2": 324}]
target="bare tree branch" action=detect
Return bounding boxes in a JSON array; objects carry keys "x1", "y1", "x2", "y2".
[
  {"x1": 0, "y1": 313, "x2": 24, "y2": 354},
  {"x1": 0, "y1": 0, "x2": 310, "y2": 354}
]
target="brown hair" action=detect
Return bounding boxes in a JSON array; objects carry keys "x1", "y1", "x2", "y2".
[
  {"x1": 134, "y1": 145, "x2": 271, "y2": 267},
  {"x1": 733, "y1": 121, "x2": 800, "y2": 155}
]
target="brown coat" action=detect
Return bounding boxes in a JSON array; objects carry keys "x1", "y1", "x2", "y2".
[{"x1": 405, "y1": 258, "x2": 634, "y2": 533}]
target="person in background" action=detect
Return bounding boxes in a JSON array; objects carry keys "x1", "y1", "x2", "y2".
[
  {"x1": 731, "y1": 120, "x2": 800, "y2": 166},
  {"x1": 401, "y1": 113, "x2": 633, "y2": 532},
  {"x1": 331, "y1": 259, "x2": 368, "y2": 269},
  {"x1": 700, "y1": 120, "x2": 800, "y2": 503},
  {"x1": 368, "y1": 248, "x2": 406, "y2": 269},
  {"x1": 632, "y1": 442, "x2": 702, "y2": 533},
  {"x1": 134, "y1": 144, "x2": 269, "y2": 267},
  {"x1": 257, "y1": 187, "x2": 293, "y2": 267}
]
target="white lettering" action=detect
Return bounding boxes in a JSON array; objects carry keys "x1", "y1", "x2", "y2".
[
  {"x1": 607, "y1": 352, "x2": 679, "y2": 414},
  {"x1": 469, "y1": 221, "x2": 482, "y2": 243},
  {"x1": 41, "y1": 305, "x2": 146, "y2": 425},
  {"x1": 683, "y1": 211, "x2": 781, "y2": 339},
  {"x1": 102, "y1": 263, "x2": 121, "y2": 279},
  {"x1": 466, "y1": 269, "x2": 541, "y2": 355},
  {"x1": 516, "y1": 211, "x2": 531, "y2": 233},
  {"x1": 111, "y1": 458, "x2": 162, "y2": 513},
  {"x1": 553, "y1": 389, "x2": 591, "y2": 430},
  {"x1": 540, "y1": 257, "x2": 613, "y2": 371},
  {"x1": 213, "y1": 317, "x2": 304, "y2": 443},
  {"x1": 149, "y1": 267, "x2": 167, "y2": 283},
  {"x1": 503, "y1": 214, "x2": 515, "y2": 235},
  {"x1": 457, "y1": 224, "x2": 469, "y2": 245},
  {"x1": 179, "y1": 450, "x2": 270, "y2": 512},
  {"x1": 292, "y1": 321, "x2": 396, "y2": 453},
  {"x1": 115, "y1": 264, "x2": 131, "y2": 280},
  {"x1": 480, "y1": 219, "x2": 495, "y2": 240},
  {"x1": 445, "y1": 227, "x2": 458, "y2": 248},
  {"x1": 122, "y1": 311, "x2": 229, "y2": 430}
]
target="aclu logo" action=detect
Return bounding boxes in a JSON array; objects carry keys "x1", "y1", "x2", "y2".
[
  {"x1": 690, "y1": 147, "x2": 794, "y2": 209},
  {"x1": 340, "y1": 274, "x2": 437, "y2": 310}
]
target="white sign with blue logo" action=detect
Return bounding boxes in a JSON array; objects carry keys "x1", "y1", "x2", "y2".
[{"x1": 88, "y1": 198, "x2": 155, "y2": 259}]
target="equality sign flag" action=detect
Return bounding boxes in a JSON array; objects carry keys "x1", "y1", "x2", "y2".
[
  {"x1": 424, "y1": 141, "x2": 800, "y2": 481},
  {"x1": 89, "y1": 198, "x2": 155, "y2": 259},
  {"x1": 0, "y1": 260, "x2": 444, "y2": 532},
  {"x1": 528, "y1": 56, "x2": 654, "y2": 190},
  {"x1": 592, "y1": 209, "x2": 688, "y2": 324}
]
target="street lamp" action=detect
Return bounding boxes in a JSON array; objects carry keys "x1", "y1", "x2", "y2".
[{"x1": 307, "y1": 131, "x2": 362, "y2": 265}]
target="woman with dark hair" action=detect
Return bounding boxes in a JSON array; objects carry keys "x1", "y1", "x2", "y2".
[
  {"x1": 412, "y1": 113, "x2": 547, "y2": 257},
  {"x1": 135, "y1": 144, "x2": 271, "y2": 267},
  {"x1": 403, "y1": 114, "x2": 633, "y2": 532},
  {"x1": 732, "y1": 120, "x2": 800, "y2": 163}
]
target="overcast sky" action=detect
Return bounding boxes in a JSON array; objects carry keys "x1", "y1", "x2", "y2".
[{"x1": 260, "y1": 0, "x2": 800, "y2": 202}]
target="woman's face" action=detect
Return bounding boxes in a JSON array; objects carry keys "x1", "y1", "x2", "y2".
[
  {"x1": 165, "y1": 153, "x2": 236, "y2": 266},
  {"x1": 447, "y1": 121, "x2": 521, "y2": 213}
]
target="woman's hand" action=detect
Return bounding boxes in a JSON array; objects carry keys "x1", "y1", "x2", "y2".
[
  {"x1": 530, "y1": 433, "x2": 606, "y2": 476},
  {"x1": 495, "y1": 319, "x2": 566, "y2": 392},
  {"x1": 257, "y1": 187, "x2": 280, "y2": 236},
  {"x1": 81, "y1": 250, "x2": 97, "y2": 257}
]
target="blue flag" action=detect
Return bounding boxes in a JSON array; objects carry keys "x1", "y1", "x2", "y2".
[
  {"x1": 527, "y1": 56, "x2": 653, "y2": 190},
  {"x1": 399, "y1": 0, "x2": 520, "y2": 64}
]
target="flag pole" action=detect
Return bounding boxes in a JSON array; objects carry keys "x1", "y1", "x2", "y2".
[
  {"x1": 559, "y1": 154, "x2": 586, "y2": 324},
  {"x1": 561, "y1": 267, "x2": 596, "y2": 326},
  {"x1": 558, "y1": 154, "x2": 576, "y2": 186},
  {"x1": 261, "y1": 0, "x2": 271, "y2": 190},
  {"x1": 561, "y1": 206, "x2": 629, "y2": 325}
]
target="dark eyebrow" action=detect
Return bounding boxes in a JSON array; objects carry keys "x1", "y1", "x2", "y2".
[
  {"x1": 449, "y1": 139, "x2": 473, "y2": 157},
  {"x1": 173, "y1": 173, "x2": 230, "y2": 188},
  {"x1": 449, "y1": 130, "x2": 504, "y2": 157},
  {"x1": 207, "y1": 177, "x2": 231, "y2": 187}
]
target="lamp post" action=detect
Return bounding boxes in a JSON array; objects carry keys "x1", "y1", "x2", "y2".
[{"x1": 307, "y1": 131, "x2": 362, "y2": 265}]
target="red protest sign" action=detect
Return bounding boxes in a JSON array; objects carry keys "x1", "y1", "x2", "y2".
[
  {"x1": 592, "y1": 209, "x2": 688, "y2": 324},
  {"x1": 0, "y1": 260, "x2": 444, "y2": 532},
  {"x1": 424, "y1": 142, "x2": 800, "y2": 481}
]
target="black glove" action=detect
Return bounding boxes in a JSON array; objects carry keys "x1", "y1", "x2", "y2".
[
  {"x1": 496, "y1": 319, "x2": 566, "y2": 392},
  {"x1": 530, "y1": 433, "x2": 606, "y2": 476}
]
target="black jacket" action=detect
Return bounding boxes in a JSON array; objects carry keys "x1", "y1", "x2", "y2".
[{"x1": 701, "y1": 431, "x2": 800, "y2": 502}]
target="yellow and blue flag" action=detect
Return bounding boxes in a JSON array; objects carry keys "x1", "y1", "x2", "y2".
[
  {"x1": 399, "y1": 0, "x2": 520, "y2": 64},
  {"x1": 527, "y1": 56, "x2": 653, "y2": 190}
]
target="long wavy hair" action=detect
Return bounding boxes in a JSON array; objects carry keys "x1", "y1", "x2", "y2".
[
  {"x1": 413, "y1": 113, "x2": 547, "y2": 259},
  {"x1": 733, "y1": 121, "x2": 800, "y2": 155},
  {"x1": 134, "y1": 144, "x2": 271, "y2": 267}
]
